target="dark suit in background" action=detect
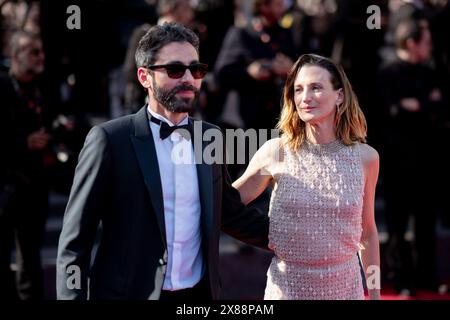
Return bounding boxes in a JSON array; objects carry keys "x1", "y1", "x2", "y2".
[{"x1": 0, "y1": 71, "x2": 55, "y2": 300}]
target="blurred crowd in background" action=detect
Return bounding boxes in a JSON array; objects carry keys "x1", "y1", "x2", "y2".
[{"x1": 1, "y1": 0, "x2": 450, "y2": 300}]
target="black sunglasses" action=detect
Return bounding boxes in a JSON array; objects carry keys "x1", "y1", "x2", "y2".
[{"x1": 147, "y1": 63, "x2": 208, "y2": 79}]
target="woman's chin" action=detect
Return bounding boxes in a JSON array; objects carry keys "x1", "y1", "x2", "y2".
[{"x1": 299, "y1": 114, "x2": 315, "y2": 123}]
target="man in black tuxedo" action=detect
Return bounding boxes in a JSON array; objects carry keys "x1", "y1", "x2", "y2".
[{"x1": 56, "y1": 22, "x2": 269, "y2": 300}]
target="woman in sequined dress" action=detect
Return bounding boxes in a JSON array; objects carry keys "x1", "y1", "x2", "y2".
[{"x1": 233, "y1": 54, "x2": 380, "y2": 300}]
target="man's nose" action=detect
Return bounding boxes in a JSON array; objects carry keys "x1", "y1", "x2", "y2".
[{"x1": 180, "y1": 69, "x2": 195, "y2": 84}]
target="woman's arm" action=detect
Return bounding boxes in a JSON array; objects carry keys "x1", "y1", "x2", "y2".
[
  {"x1": 359, "y1": 143, "x2": 381, "y2": 300},
  {"x1": 232, "y1": 138, "x2": 280, "y2": 205}
]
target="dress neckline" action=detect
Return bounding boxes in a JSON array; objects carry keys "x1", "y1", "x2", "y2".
[{"x1": 302, "y1": 139, "x2": 345, "y2": 155}]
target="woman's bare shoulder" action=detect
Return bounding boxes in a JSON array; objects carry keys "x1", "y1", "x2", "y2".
[
  {"x1": 263, "y1": 137, "x2": 283, "y2": 148},
  {"x1": 250, "y1": 137, "x2": 284, "y2": 171},
  {"x1": 260, "y1": 137, "x2": 283, "y2": 159},
  {"x1": 359, "y1": 143, "x2": 379, "y2": 169}
]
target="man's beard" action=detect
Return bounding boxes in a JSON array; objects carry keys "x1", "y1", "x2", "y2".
[{"x1": 152, "y1": 79, "x2": 199, "y2": 113}]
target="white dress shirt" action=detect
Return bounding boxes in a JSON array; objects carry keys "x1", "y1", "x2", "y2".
[{"x1": 147, "y1": 107, "x2": 203, "y2": 291}]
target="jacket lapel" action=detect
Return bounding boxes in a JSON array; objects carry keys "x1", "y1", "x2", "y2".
[{"x1": 130, "y1": 106, "x2": 167, "y2": 248}]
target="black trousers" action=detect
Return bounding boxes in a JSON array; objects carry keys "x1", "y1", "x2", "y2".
[
  {"x1": 0, "y1": 183, "x2": 48, "y2": 300},
  {"x1": 383, "y1": 145, "x2": 438, "y2": 290}
]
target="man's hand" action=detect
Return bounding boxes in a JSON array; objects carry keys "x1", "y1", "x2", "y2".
[
  {"x1": 247, "y1": 59, "x2": 272, "y2": 81},
  {"x1": 271, "y1": 53, "x2": 293, "y2": 77},
  {"x1": 27, "y1": 127, "x2": 51, "y2": 151}
]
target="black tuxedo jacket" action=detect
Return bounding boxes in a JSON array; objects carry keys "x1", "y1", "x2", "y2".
[{"x1": 56, "y1": 106, "x2": 269, "y2": 300}]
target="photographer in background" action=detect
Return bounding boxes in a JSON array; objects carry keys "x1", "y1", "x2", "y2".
[
  {"x1": 0, "y1": 30, "x2": 55, "y2": 300},
  {"x1": 214, "y1": 0, "x2": 298, "y2": 131}
]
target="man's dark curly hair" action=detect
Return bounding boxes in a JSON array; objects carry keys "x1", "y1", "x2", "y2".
[{"x1": 135, "y1": 22, "x2": 199, "y2": 68}]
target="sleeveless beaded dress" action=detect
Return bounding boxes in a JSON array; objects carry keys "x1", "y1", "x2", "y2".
[{"x1": 264, "y1": 140, "x2": 365, "y2": 300}]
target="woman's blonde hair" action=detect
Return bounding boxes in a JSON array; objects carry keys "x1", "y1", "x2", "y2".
[{"x1": 277, "y1": 54, "x2": 367, "y2": 151}]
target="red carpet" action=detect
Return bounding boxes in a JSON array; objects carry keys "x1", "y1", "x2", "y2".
[{"x1": 366, "y1": 286, "x2": 450, "y2": 300}]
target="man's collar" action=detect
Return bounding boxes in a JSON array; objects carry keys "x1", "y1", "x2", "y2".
[{"x1": 147, "y1": 106, "x2": 188, "y2": 126}]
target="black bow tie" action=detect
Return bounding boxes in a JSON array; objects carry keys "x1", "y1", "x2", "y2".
[{"x1": 149, "y1": 116, "x2": 193, "y2": 140}]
